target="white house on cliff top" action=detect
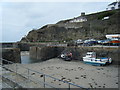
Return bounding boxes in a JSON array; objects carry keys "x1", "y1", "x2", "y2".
[{"x1": 106, "y1": 1, "x2": 120, "y2": 10}]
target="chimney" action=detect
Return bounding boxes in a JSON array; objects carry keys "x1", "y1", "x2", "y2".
[{"x1": 81, "y1": 12, "x2": 85, "y2": 16}]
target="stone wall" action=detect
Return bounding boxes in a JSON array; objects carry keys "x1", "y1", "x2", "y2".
[
  {"x1": 30, "y1": 46, "x2": 119, "y2": 64},
  {"x1": 1, "y1": 48, "x2": 21, "y2": 63},
  {"x1": 30, "y1": 46, "x2": 65, "y2": 60}
]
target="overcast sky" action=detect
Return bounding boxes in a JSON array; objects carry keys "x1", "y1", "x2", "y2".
[{"x1": 0, "y1": 0, "x2": 115, "y2": 42}]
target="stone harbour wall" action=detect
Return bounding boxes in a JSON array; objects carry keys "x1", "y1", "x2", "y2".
[
  {"x1": 30, "y1": 46, "x2": 65, "y2": 60},
  {"x1": 1, "y1": 48, "x2": 21, "y2": 63},
  {"x1": 30, "y1": 46, "x2": 120, "y2": 64}
]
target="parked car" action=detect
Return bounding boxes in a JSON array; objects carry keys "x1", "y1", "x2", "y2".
[
  {"x1": 83, "y1": 39, "x2": 98, "y2": 46},
  {"x1": 97, "y1": 39, "x2": 111, "y2": 45},
  {"x1": 75, "y1": 39, "x2": 84, "y2": 45}
]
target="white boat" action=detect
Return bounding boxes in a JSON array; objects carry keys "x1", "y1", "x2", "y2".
[{"x1": 83, "y1": 52, "x2": 112, "y2": 66}]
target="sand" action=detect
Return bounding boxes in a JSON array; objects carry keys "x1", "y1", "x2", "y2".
[{"x1": 4, "y1": 58, "x2": 119, "y2": 88}]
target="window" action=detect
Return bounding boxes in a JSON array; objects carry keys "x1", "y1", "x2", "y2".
[
  {"x1": 118, "y1": 4, "x2": 120, "y2": 8},
  {"x1": 111, "y1": 7, "x2": 115, "y2": 10}
]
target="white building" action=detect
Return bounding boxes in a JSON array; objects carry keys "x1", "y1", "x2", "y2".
[
  {"x1": 69, "y1": 12, "x2": 87, "y2": 23},
  {"x1": 69, "y1": 17, "x2": 87, "y2": 23},
  {"x1": 106, "y1": 1, "x2": 120, "y2": 10}
]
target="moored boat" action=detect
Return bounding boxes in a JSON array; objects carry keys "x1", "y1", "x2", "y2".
[
  {"x1": 106, "y1": 34, "x2": 120, "y2": 45},
  {"x1": 83, "y1": 52, "x2": 112, "y2": 66}
]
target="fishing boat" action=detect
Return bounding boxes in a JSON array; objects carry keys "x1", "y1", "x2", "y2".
[{"x1": 83, "y1": 52, "x2": 112, "y2": 66}]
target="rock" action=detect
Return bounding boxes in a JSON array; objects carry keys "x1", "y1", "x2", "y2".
[
  {"x1": 40, "y1": 75, "x2": 43, "y2": 77},
  {"x1": 31, "y1": 73, "x2": 35, "y2": 75},
  {"x1": 75, "y1": 77, "x2": 79, "y2": 79},
  {"x1": 61, "y1": 77, "x2": 66, "y2": 80}
]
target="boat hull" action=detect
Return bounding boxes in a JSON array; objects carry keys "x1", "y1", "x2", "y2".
[
  {"x1": 83, "y1": 61, "x2": 106, "y2": 66},
  {"x1": 83, "y1": 57, "x2": 110, "y2": 66},
  {"x1": 110, "y1": 40, "x2": 120, "y2": 44}
]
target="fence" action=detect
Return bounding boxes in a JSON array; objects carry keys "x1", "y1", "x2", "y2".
[{"x1": 1, "y1": 58, "x2": 89, "y2": 89}]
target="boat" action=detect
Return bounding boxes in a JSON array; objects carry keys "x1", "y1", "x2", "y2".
[
  {"x1": 106, "y1": 34, "x2": 120, "y2": 45},
  {"x1": 83, "y1": 52, "x2": 112, "y2": 66},
  {"x1": 60, "y1": 52, "x2": 72, "y2": 61}
]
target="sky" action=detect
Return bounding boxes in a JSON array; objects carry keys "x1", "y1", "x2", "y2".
[{"x1": 0, "y1": 0, "x2": 116, "y2": 42}]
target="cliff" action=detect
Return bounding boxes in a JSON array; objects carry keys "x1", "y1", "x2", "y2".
[{"x1": 21, "y1": 9, "x2": 120, "y2": 42}]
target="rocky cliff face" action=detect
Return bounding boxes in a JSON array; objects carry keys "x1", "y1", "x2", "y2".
[{"x1": 21, "y1": 9, "x2": 120, "y2": 42}]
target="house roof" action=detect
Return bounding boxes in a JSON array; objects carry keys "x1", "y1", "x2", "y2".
[{"x1": 108, "y1": 2, "x2": 117, "y2": 6}]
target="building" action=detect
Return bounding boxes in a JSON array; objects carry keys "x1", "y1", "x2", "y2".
[
  {"x1": 106, "y1": 1, "x2": 120, "y2": 10},
  {"x1": 69, "y1": 12, "x2": 87, "y2": 23}
]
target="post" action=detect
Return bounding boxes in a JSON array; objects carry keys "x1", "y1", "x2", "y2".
[
  {"x1": 43, "y1": 74, "x2": 45, "y2": 88},
  {"x1": 7, "y1": 61, "x2": 9, "y2": 71},
  {"x1": 15, "y1": 64, "x2": 17, "y2": 74},
  {"x1": 1, "y1": 58, "x2": 2, "y2": 65},
  {"x1": 28, "y1": 69, "x2": 29, "y2": 80},
  {"x1": 15, "y1": 63, "x2": 18, "y2": 88},
  {"x1": 68, "y1": 83, "x2": 70, "y2": 90},
  {"x1": 27, "y1": 68, "x2": 30, "y2": 88}
]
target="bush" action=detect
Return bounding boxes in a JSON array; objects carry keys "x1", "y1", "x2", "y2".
[{"x1": 97, "y1": 10, "x2": 116, "y2": 20}]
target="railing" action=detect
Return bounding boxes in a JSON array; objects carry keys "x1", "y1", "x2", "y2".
[{"x1": 1, "y1": 58, "x2": 89, "y2": 89}]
